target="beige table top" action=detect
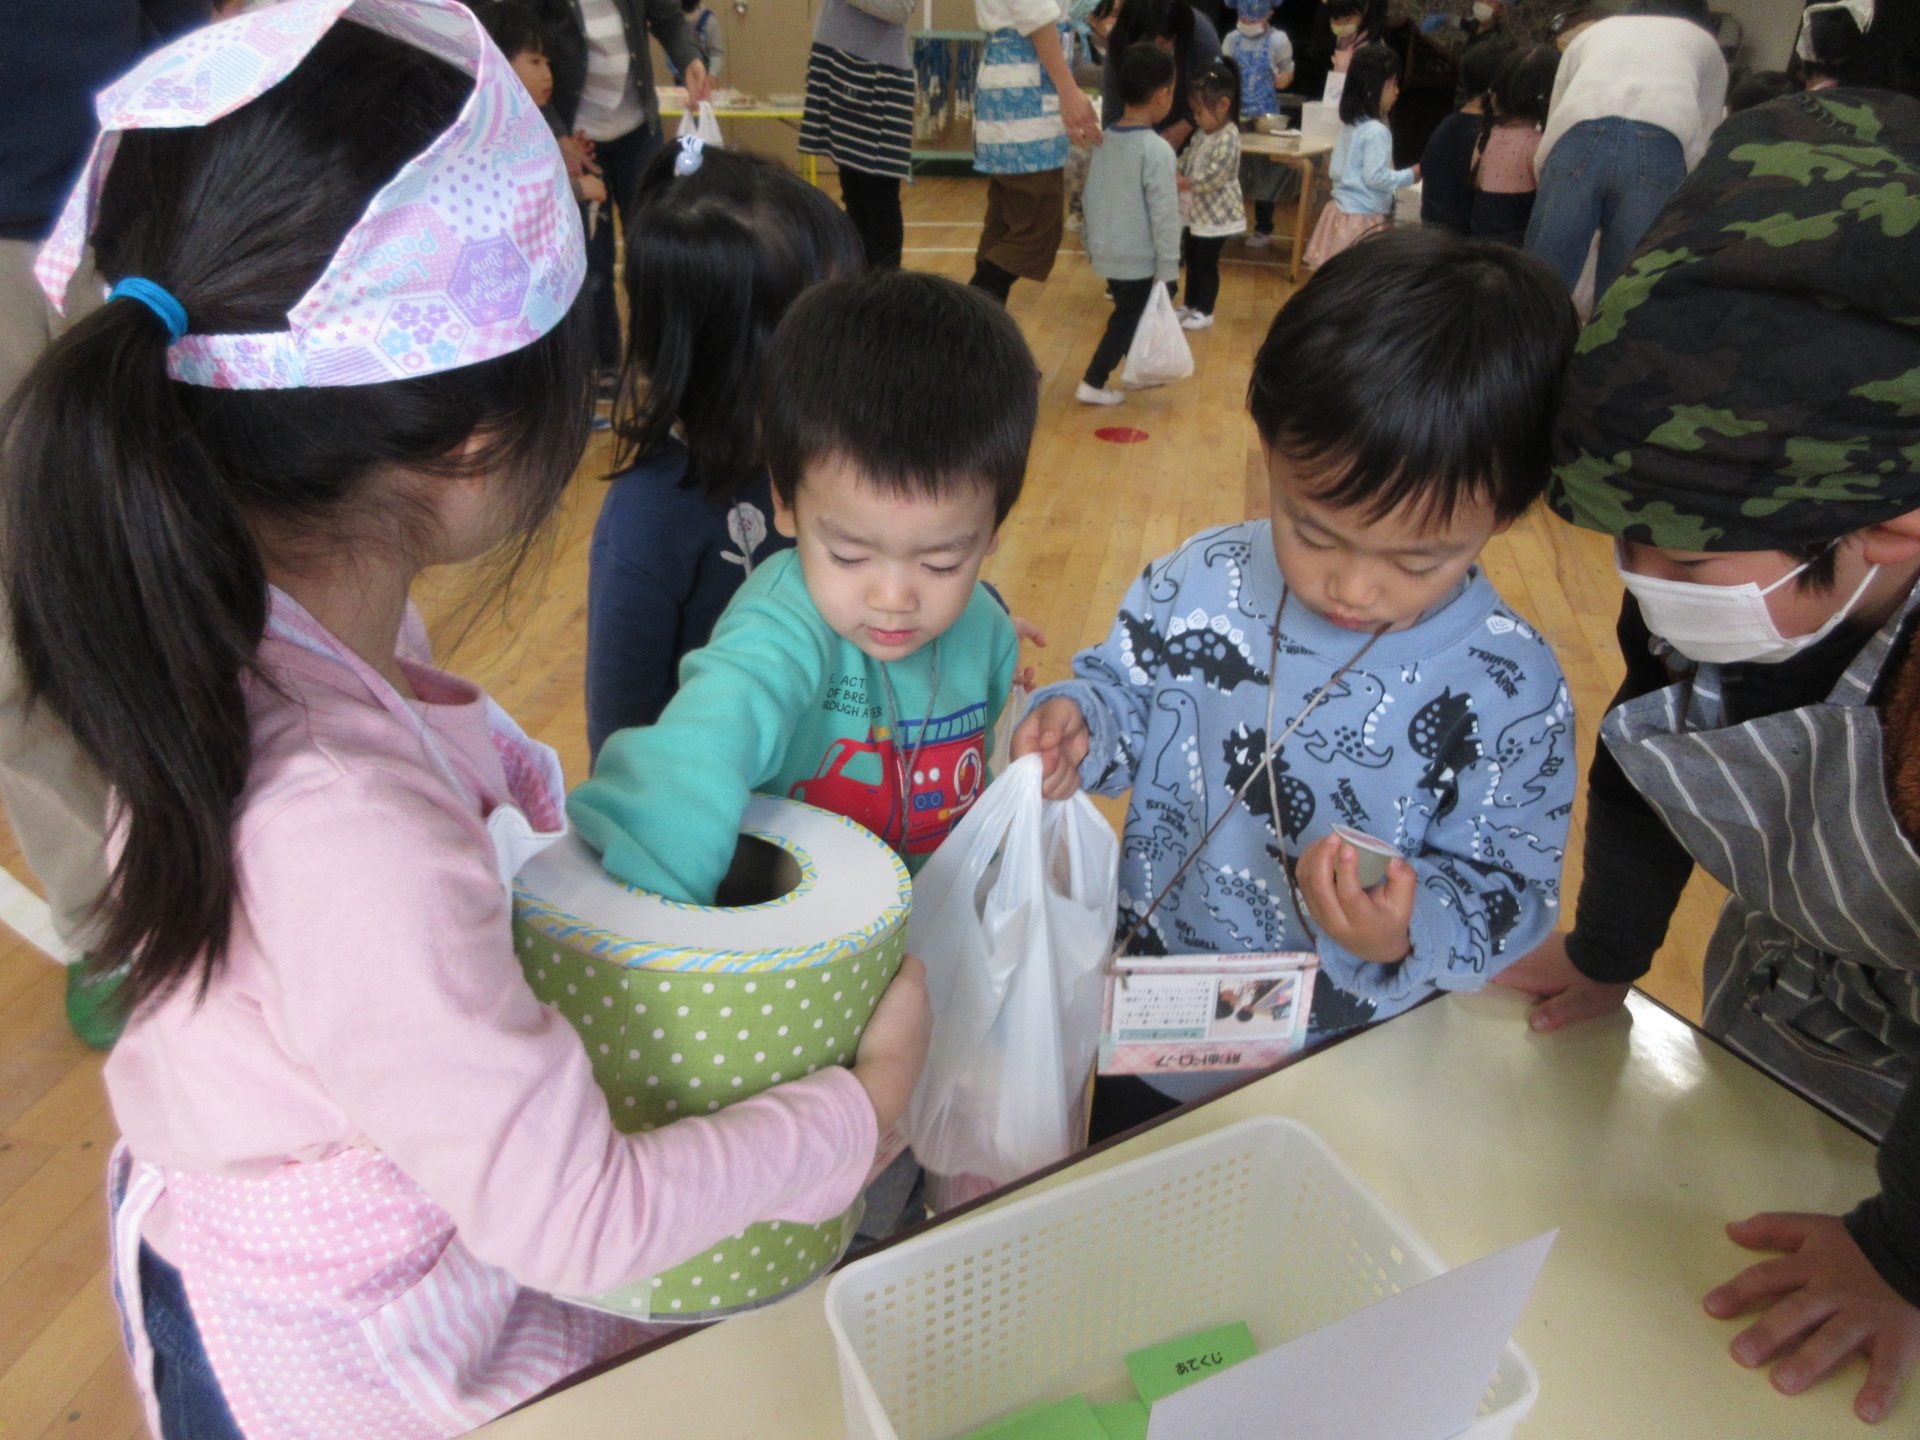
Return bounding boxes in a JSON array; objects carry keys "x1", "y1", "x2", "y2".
[
  {"x1": 1239, "y1": 131, "x2": 1333, "y2": 161},
  {"x1": 478, "y1": 990, "x2": 1888, "y2": 1438}
]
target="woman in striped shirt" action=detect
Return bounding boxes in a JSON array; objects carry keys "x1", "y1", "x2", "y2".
[{"x1": 800, "y1": 0, "x2": 918, "y2": 269}]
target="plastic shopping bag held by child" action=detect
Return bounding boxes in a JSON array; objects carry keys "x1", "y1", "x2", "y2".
[
  {"x1": 1122, "y1": 284, "x2": 1193, "y2": 388},
  {"x1": 904, "y1": 755, "x2": 1119, "y2": 1211}
]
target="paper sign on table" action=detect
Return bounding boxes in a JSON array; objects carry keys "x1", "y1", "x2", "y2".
[
  {"x1": 1125, "y1": 1320, "x2": 1258, "y2": 1403},
  {"x1": 1144, "y1": 1231, "x2": 1556, "y2": 1440}
]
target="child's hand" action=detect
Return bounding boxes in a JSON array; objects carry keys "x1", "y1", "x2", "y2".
[
  {"x1": 565, "y1": 131, "x2": 602, "y2": 175},
  {"x1": 575, "y1": 174, "x2": 608, "y2": 204},
  {"x1": 1012, "y1": 616, "x2": 1048, "y2": 691},
  {"x1": 1492, "y1": 932, "x2": 1631, "y2": 1032},
  {"x1": 1011, "y1": 697, "x2": 1090, "y2": 800},
  {"x1": 1176, "y1": 174, "x2": 1192, "y2": 193},
  {"x1": 1296, "y1": 835, "x2": 1414, "y2": 964},
  {"x1": 1706, "y1": 1212, "x2": 1920, "y2": 1424},
  {"x1": 1412, "y1": 163, "x2": 1423, "y2": 182},
  {"x1": 851, "y1": 954, "x2": 931, "y2": 1140}
]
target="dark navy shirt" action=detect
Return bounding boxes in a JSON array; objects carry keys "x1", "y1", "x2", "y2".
[{"x1": 585, "y1": 439, "x2": 793, "y2": 760}]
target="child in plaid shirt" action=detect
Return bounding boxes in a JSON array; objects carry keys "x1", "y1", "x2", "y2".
[{"x1": 1176, "y1": 62, "x2": 1244, "y2": 330}]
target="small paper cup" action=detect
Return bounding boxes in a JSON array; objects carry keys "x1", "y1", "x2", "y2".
[{"x1": 1331, "y1": 824, "x2": 1399, "y2": 889}]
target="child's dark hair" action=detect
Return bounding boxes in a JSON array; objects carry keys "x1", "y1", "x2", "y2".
[
  {"x1": 1117, "y1": 40, "x2": 1178, "y2": 107},
  {"x1": 0, "y1": 21, "x2": 592, "y2": 1016},
  {"x1": 761, "y1": 271, "x2": 1035, "y2": 526},
  {"x1": 1190, "y1": 58, "x2": 1240, "y2": 126},
  {"x1": 1456, "y1": 35, "x2": 1515, "y2": 107},
  {"x1": 1491, "y1": 44, "x2": 1558, "y2": 126},
  {"x1": 1327, "y1": 0, "x2": 1367, "y2": 23},
  {"x1": 1338, "y1": 43, "x2": 1399, "y2": 124},
  {"x1": 1247, "y1": 228, "x2": 1577, "y2": 529},
  {"x1": 476, "y1": 0, "x2": 547, "y2": 59},
  {"x1": 1473, "y1": 44, "x2": 1557, "y2": 184},
  {"x1": 1727, "y1": 68, "x2": 1797, "y2": 113},
  {"x1": 615, "y1": 145, "x2": 863, "y2": 503}
]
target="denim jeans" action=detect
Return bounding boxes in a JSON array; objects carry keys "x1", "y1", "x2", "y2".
[
  {"x1": 140, "y1": 1242, "x2": 244, "y2": 1440},
  {"x1": 1525, "y1": 116, "x2": 1688, "y2": 302},
  {"x1": 584, "y1": 124, "x2": 662, "y2": 369}
]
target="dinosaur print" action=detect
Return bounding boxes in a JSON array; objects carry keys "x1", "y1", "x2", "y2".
[
  {"x1": 1297, "y1": 670, "x2": 1395, "y2": 769},
  {"x1": 1489, "y1": 682, "x2": 1573, "y2": 810},
  {"x1": 1407, "y1": 688, "x2": 1480, "y2": 796},
  {"x1": 1222, "y1": 723, "x2": 1315, "y2": 847}
]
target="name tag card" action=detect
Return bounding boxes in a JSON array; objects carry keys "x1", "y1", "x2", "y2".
[{"x1": 1098, "y1": 953, "x2": 1317, "y2": 1077}]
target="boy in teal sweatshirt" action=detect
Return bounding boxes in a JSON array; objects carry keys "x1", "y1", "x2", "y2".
[{"x1": 570, "y1": 270, "x2": 1035, "y2": 904}]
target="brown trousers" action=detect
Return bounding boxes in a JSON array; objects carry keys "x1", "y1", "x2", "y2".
[{"x1": 977, "y1": 169, "x2": 1067, "y2": 283}]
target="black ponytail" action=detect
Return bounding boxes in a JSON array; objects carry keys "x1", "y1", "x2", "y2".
[
  {"x1": 612, "y1": 144, "x2": 863, "y2": 504},
  {"x1": 0, "y1": 21, "x2": 593, "y2": 1014}
]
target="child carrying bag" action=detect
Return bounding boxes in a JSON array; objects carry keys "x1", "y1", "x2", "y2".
[
  {"x1": 1122, "y1": 284, "x2": 1194, "y2": 388},
  {"x1": 903, "y1": 754, "x2": 1118, "y2": 1211}
]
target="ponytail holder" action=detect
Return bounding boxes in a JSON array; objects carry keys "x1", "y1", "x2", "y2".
[
  {"x1": 108, "y1": 277, "x2": 188, "y2": 345},
  {"x1": 674, "y1": 134, "x2": 706, "y2": 177}
]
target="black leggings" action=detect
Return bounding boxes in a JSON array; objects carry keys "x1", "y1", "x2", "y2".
[
  {"x1": 838, "y1": 166, "x2": 904, "y2": 270},
  {"x1": 1084, "y1": 277, "x2": 1157, "y2": 389},
  {"x1": 1185, "y1": 235, "x2": 1226, "y2": 315}
]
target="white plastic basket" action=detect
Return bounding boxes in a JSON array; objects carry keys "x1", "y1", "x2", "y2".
[{"x1": 824, "y1": 1117, "x2": 1539, "y2": 1440}]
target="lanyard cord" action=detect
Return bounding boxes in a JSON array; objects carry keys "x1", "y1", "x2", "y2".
[
  {"x1": 1110, "y1": 588, "x2": 1384, "y2": 973},
  {"x1": 877, "y1": 641, "x2": 941, "y2": 852}
]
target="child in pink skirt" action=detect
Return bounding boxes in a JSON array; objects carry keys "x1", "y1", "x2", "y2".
[{"x1": 1304, "y1": 43, "x2": 1418, "y2": 268}]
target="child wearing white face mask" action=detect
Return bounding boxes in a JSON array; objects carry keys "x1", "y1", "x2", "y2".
[{"x1": 1498, "y1": 88, "x2": 1920, "y2": 1429}]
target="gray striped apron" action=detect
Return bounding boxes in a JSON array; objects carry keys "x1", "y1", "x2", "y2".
[{"x1": 1600, "y1": 586, "x2": 1920, "y2": 1140}]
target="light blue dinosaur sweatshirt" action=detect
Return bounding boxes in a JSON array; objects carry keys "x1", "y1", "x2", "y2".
[{"x1": 1032, "y1": 522, "x2": 1574, "y2": 1090}]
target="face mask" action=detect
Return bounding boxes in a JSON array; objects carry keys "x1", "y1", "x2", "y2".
[
  {"x1": 1238, "y1": 18, "x2": 1268, "y2": 37},
  {"x1": 1331, "y1": 22, "x2": 1358, "y2": 38},
  {"x1": 1614, "y1": 544, "x2": 1882, "y2": 666},
  {"x1": 1472, "y1": 2, "x2": 1495, "y2": 20}
]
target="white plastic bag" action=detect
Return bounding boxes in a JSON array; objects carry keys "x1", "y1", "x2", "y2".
[
  {"x1": 676, "y1": 100, "x2": 724, "y2": 147},
  {"x1": 903, "y1": 755, "x2": 1118, "y2": 1209},
  {"x1": 1121, "y1": 284, "x2": 1193, "y2": 389}
]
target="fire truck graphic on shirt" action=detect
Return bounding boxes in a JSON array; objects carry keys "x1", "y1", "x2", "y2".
[{"x1": 790, "y1": 702, "x2": 990, "y2": 857}]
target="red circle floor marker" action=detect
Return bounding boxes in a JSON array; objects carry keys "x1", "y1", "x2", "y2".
[{"x1": 1094, "y1": 426, "x2": 1150, "y2": 444}]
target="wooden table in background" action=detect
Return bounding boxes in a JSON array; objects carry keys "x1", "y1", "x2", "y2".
[
  {"x1": 478, "y1": 990, "x2": 1889, "y2": 1438},
  {"x1": 1240, "y1": 130, "x2": 1334, "y2": 283}
]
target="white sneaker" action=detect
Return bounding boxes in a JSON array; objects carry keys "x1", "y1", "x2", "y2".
[
  {"x1": 1180, "y1": 311, "x2": 1214, "y2": 331},
  {"x1": 1245, "y1": 232, "x2": 1272, "y2": 250},
  {"x1": 1174, "y1": 304, "x2": 1194, "y2": 319},
  {"x1": 1076, "y1": 381, "x2": 1124, "y2": 406}
]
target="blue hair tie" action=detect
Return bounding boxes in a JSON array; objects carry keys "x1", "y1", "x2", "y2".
[
  {"x1": 108, "y1": 277, "x2": 188, "y2": 345},
  {"x1": 674, "y1": 134, "x2": 706, "y2": 177}
]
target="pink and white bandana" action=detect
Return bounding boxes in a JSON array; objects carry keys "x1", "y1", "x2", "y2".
[{"x1": 34, "y1": 0, "x2": 585, "y2": 390}]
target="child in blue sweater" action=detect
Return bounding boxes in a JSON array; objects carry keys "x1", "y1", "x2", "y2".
[
  {"x1": 1303, "y1": 42, "x2": 1419, "y2": 268},
  {"x1": 572, "y1": 270, "x2": 1030, "y2": 905},
  {"x1": 1015, "y1": 229, "x2": 1580, "y2": 1125}
]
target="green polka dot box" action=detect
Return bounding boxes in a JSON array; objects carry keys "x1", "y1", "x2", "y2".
[{"x1": 513, "y1": 795, "x2": 911, "y2": 1322}]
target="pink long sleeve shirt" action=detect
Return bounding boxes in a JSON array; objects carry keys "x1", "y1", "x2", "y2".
[{"x1": 105, "y1": 624, "x2": 878, "y2": 1300}]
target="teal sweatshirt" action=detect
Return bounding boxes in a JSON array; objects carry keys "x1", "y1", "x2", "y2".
[{"x1": 571, "y1": 548, "x2": 1020, "y2": 904}]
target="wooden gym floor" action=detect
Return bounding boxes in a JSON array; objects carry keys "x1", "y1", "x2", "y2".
[{"x1": 0, "y1": 175, "x2": 1724, "y2": 1437}]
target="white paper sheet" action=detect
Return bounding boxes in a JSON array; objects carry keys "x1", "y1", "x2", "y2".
[{"x1": 1145, "y1": 1230, "x2": 1556, "y2": 1440}]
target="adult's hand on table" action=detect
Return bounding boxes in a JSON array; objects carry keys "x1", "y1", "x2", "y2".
[
  {"x1": 1493, "y1": 932, "x2": 1631, "y2": 1032},
  {"x1": 1707, "y1": 1212, "x2": 1920, "y2": 1424}
]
